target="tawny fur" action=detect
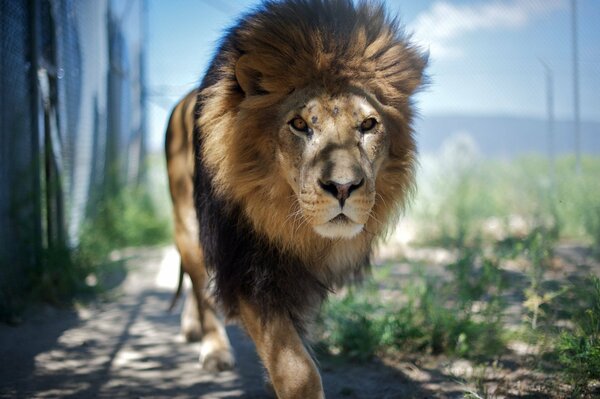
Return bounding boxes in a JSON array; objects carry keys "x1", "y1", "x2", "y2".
[
  {"x1": 198, "y1": 0, "x2": 426, "y2": 276},
  {"x1": 166, "y1": 0, "x2": 426, "y2": 395}
]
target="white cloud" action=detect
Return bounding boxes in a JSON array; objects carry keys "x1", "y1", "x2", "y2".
[{"x1": 410, "y1": 0, "x2": 567, "y2": 59}]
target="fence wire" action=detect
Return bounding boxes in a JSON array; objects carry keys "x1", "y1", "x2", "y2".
[{"x1": 0, "y1": 0, "x2": 147, "y2": 314}]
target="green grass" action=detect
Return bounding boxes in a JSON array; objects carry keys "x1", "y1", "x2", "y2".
[
  {"x1": 1, "y1": 157, "x2": 172, "y2": 321},
  {"x1": 556, "y1": 276, "x2": 600, "y2": 397},
  {"x1": 583, "y1": 203, "x2": 600, "y2": 258},
  {"x1": 79, "y1": 184, "x2": 171, "y2": 261},
  {"x1": 411, "y1": 155, "x2": 600, "y2": 247},
  {"x1": 319, "y1": 249, "x2": 507, "y2": 361},
  {"x1": 28, "y1": 181, "x2": 171, "y2": 308},
  {"x1": 319, "y1": 291, "x2": 382, "y2": 361}
]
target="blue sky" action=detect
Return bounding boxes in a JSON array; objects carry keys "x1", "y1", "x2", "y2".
[{"x1": 146, "y1": 0, "x2": 600, "y2": 150}]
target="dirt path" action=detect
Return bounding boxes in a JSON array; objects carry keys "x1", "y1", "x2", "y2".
[{"x1": 0, "y1": 247, "x2": 460, "y2": 399}]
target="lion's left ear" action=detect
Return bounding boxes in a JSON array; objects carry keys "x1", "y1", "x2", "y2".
[{"x1": 235, "y1": 55, "x2": 267, "y2": 96}]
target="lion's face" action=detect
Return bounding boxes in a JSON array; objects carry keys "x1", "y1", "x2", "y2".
[{"x1": 276, "y1": 89, "x2": 389, "y2": 240}]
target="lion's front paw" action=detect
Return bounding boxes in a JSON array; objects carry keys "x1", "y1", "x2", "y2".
[{"x1": 200, "y1": 348, "x2": 235, "y2": 373}]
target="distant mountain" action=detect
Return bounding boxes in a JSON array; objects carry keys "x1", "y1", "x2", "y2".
[{"x1": 414, "y1": 114, "x2": 600, "y2": 157}]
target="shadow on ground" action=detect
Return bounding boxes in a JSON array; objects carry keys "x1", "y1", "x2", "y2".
[{"x1": 0, "y1": 246, "x2": 448, "y2": 398}]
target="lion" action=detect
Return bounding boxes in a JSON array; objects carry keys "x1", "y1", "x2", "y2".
[{"x1": 166, "y1": 0, "x2": 427, "y2": 397}]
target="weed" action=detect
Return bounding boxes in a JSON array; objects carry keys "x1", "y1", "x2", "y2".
[
  {"x1": 1, "y1": 166, "x2": 171, "y2": 320},
  {"x1": 79, "y1": 184, "x2": 171, "y2": 260},
  {"x1": 448, "y1": 248, "x2": 505, "y2": 310},
  {"x1": 319, "y1": 290, "x2": 382, "y2": 361},
  {"x1": 582, "y1": 204, "x2": 600, "y2": 258},
  {"x1": 520, "y1": 228, "x2": 564, "y2": 330},
  {"x1": 319, "y1": 251, "x2": 507, "y2": 361},
  {"x1": 29, "y1": 244, "x2": 95, "y2": 305},
  {"x1": 461, "y1": 362, "x2": 497, "y2": 399},
  {"x1": 557, "y1": 276, "x2": 600, "y2": 396}
]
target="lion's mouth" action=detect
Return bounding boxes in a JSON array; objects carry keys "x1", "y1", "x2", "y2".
[
  {"x1": 329, "y1": 214, "x2": 351, "y2": 224},
  {"x1": 313, "y1": 213, "x2": 363, "y2": 239}
]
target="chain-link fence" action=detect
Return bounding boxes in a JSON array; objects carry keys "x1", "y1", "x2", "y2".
[{"x1": 0, "y1": 0, "x2": 147, "y2": 315}]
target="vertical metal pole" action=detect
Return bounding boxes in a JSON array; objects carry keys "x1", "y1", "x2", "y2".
[
  {"x1": 571, "y1": 0, "x2": 581, "y2": 174},
  {"x1": 540, "y1": 60, "x2": 555, "y2": 187},
  {"x1": 138, "y1": 0, "x2": 148, "y2": 186},
  {"x1": 29, "y1": 0, "x2": 43, "y2": 259}
]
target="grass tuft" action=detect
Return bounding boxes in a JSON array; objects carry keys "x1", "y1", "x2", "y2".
[
  {"x1": 556, "y1": 276, "x2": 600, "y2": 396},
  {"x1": 319, "y1": 249, "x2": 507, "y2": 361}
]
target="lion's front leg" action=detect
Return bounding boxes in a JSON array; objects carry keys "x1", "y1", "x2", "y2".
[{"x1": 239, "y1": 299, "x2": 324, "y2": 399}]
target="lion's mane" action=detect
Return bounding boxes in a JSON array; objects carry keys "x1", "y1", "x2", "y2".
[{"x1": 193, "y1": 0, "x2": 427, "y2": 329}]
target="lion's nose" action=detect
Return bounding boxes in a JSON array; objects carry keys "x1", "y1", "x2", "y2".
[{"x1": 319, "y1": 178, "x2": 364, "y2": 208}]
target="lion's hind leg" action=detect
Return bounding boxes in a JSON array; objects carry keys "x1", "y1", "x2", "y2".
[
  {"x1": 182, "y1": 256, "x2": 235, "y2": 373},
  {"x1": 195, "y1": 290, "x2": 235, "y2": 372},
  {"x1": 180, "y1": 283, "x2": 202, "y2": 342}
]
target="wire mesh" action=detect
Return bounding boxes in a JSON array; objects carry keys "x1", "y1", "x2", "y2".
[{"x1": 0, "y1": 0, "x2": 147, "y2": 314}]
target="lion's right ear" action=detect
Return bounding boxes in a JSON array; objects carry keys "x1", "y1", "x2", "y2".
[{"x1": 235, "y1": 55, "x2": 266, "y2": 96}]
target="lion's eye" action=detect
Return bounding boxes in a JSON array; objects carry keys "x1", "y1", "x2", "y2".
[
  {"x1": 289, "y1": 116, "x2": 309, "y2": 133},
  {"x1": 360, "y1": 117, "x2": 377, "y2": 133}
]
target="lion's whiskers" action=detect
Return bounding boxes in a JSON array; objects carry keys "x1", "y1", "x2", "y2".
[
  {"x1": 367, "y1": 209, "x2": 385, "y2": 228},
  {"x1": 284, "y1": 207, "x2": 302, "y2": 225},
  {"x1": 293, "y1": 212, "x2": 310, "y2": 237},
  {"x1": 283, "y1": 197, "x2": 311, "y2": 240},
  {"x1": 375, "y1": 192, "x2": 389, "y2": 209}
]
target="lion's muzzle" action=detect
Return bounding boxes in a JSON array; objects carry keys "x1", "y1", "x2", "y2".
[{"x1": 309, "y1": 149, "x2": 372, "y2": 240}]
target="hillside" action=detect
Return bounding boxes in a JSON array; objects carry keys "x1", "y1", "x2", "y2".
[{"x1": 415, "y1": 114, "x2": 600, "y2": 157}]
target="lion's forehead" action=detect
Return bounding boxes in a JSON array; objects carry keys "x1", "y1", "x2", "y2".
[
  {"x1": 278, "y1": 92, "x2": 386, "y2": 184},
  {"x1": 301, "y1": 95, "x2": 373, "y2": 128}
]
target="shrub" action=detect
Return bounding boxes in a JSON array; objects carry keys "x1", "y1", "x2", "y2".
[
  {"x1": 79, "y1": 184, "x2": 171, "y2": 260},
  {"x1": 319, "y1": 252, "x2": 507, "y2": 361},
  {"x1": 582, "y1": 204, "x2": 600, "y2": 258},
  {"x1": 320, "y1": 292, "x2": 382, "y2": 361}
]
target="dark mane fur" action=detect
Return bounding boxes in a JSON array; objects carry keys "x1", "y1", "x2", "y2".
[{"x1": 193, "y1": 100, "x2": 329, "y2": 328}]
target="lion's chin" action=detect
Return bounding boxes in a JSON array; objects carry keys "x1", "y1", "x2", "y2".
[{"x1": 313, "y1": 215, "x2": 364, "y2": 239}]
